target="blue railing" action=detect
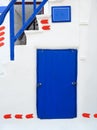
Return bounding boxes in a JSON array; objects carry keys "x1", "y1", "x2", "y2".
[{"x1": 0, "y1": 0, "x2": 48, "y2": 60}]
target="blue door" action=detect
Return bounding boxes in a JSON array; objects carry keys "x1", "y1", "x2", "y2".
[{"x1": 37, "y1": 49, "x2": 77, "y2": 119}]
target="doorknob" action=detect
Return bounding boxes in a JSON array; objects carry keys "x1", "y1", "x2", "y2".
[
  {"x1": 72, "y1": 82, "x2": 77, "y2": 86},
  {"x1": 37, "y1": 83, "x2": 42, "y2": 87}
]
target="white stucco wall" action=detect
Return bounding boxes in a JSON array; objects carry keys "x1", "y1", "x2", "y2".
[
  {"x1": 0, "y1": 0, "x2": 9, "y2": 5},
  {"x1": 0, "y1": 14, "x2": 10, "y2": 63},
  {"x1": 0, "y1": 0, "x2": 97, "y2": 130}
]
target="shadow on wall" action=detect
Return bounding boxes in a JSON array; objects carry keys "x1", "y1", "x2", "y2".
[{"x1": 17, "y1": 18, "x2": 39, "y2": 45}]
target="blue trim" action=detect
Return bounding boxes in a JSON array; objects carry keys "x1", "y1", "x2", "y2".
[
  {"x1": 14, "y1": 0, "x2": 47, "y2": 41},
  {"x1": 10, "y1": 6, "x2": 15, "y2": 60},
  {"x1": 52, "y1": 6, "x2": 71, "y2": 23},
  {"x1": 0, "y1": 6, "x2": 6, "y2": 13},
  {"x1": 33, "y1": 0, "x2": 36, "y2": 10},
  {"x1": 22, "y1": 0, "x2": 25, "y2": 25}
]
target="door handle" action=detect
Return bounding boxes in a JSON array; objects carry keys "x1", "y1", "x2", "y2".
[
  {"x1": 72, "y1": 82, "x2": 77, "y2": 86},
  {"x1": 37, "y1": 83, "x2": 42, "y2": 87}
]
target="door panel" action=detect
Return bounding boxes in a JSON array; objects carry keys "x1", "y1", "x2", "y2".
[{"x1": 37, "y1": 49, "x2": 77, "y2": 119}]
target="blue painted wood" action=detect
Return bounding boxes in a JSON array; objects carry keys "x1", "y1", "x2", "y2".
[
  {"x1": 33, "y1": 0, "x2": 36, "y2": 11},
  {"x1": 52, "y1": 6, "x2": 71, "y2": 22},
  {"x1": 37, "y1": 49, "x2": 77, "y2": 119},
  {"x1": 22, "y1": 0, "x2": 25, "y2": 25},
  {"x1": 0, "y1": 6, "x2": 6, "y2": 13},
  {"x1": 10, "y1": 6, "x2": 15, "y2": 60}
]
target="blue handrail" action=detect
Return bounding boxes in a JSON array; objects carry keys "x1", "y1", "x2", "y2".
[
  {"x1": 0, "y1": 0, "x2": 48, "y2": 60},
  {"x1": 14, "y1": 0, "x2": 48, "y2": 41}
]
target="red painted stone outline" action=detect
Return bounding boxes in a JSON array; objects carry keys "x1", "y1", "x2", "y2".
[
  {"x1": 25, "y1": 114, "x2": 34, "y2": 119},
  {"x1": 0, "y1": 37, "x2": 5, "y2": 41},
  {"x1": 0, "y1": 26, "x2": 5, "y2": 47},
  {"x1": 4, "y1": 114, "x2": 12, "y2": 119},
  {"x1": 0, "y1": 42, "x2": 4, "y2": 47},
  {"x1": 15, "y1": 114, "x2": 23, "y2": 119},
  {"x1": 0, "y1": 32, "x2": 5, "y2": 36},
  {"x1": 82, "y1": 113, "x2": 90, "y2": 118},
  {"x1": 0, "y1": 26, "x2": 5, "y2": 31},
  {"x1": 40, "y1": 19, "x2": 48, "y2": 24},
  {"x1": 42, "y1": 25, "x2": 50, "y2": 30},
  {"x1": 94, "y1": 113, "x2": 97, "y2": 118},
  {"x1": 3, "y1": 113, "x2": 34, "y2": 119}
]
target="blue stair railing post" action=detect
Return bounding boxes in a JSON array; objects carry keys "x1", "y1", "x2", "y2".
[
  {"x1": 22, "y1": 0, "x2": 25, "y2": 25},
  {"x1": 34, "y1": 0, "x2": 36, "y2": 11},
  {"x1": 10, "y1": 5, "x2": 15, "y2": 60}
]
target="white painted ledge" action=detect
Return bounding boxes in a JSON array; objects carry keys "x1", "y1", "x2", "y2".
[{"x1": 25, "y1": 30, "x2": 43, "y2": 35}]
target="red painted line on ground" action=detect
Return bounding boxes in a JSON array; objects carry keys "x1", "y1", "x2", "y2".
[
  {"x1": 0, "y1": 26, "x2": 5, "y2": 31},
  {"x1": 82, "y1": 113, "x2": 90, "y2": 118},
  {"x1": 94, "y1": 113, "x2": 97, "y2": 118},
  {"x1": 0, "y1": 37, "x2": 5, "y2": 42},
  {"x1": 15, "y1": 114, "x2": 23, "y2": 119},
  {"x1": 4, "y1": 114, "x2": 12, "y2": 119},
  {"x1": 42, "y1": 25, "x2": 50, "y2": 30},
  {"x1": 40, "y1": 19, "x2": 48, "y2": 24},
  {"x1": 25, "y1": 114, "x2": 34, "y2": 119},
  {"x1": 0, "y1": 32, "x2": 5, "y2": 36},
  {"x1": 0, "y1": 42, "x2": 4, "y2": 47}
]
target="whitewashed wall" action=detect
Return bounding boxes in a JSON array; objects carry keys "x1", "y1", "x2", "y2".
[
  {"x1": 0, "y1": 0, "x2": 9, "y2": 5},
  {"x1": 0, "y1": 0, "x2": 97, "y2": 130},
  {"x1": 0, "y1": 0, "x2": 10, "y2": 78}
]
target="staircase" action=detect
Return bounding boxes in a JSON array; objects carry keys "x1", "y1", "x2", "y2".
[{"x1": 0, "y1": 0, "x2": 48, "y2": 60}]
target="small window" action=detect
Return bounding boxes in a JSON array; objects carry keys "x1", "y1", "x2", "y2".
[{"x1": 52, "y1": 6, "x2": 71, "y2": 23}]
